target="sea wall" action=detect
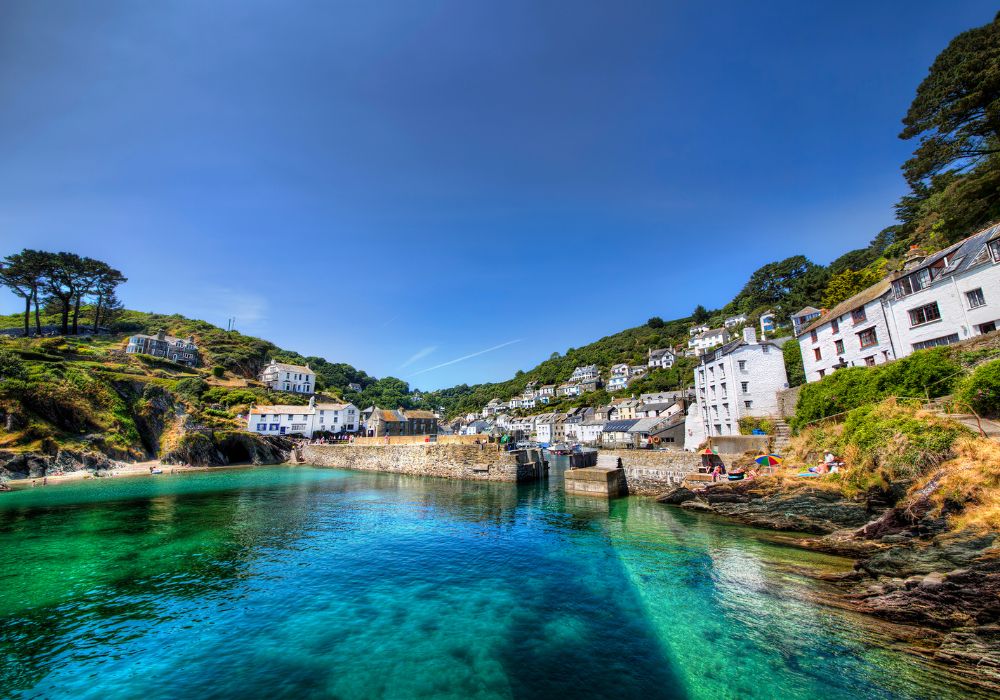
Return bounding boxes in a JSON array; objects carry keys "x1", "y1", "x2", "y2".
[
  {"x1": 301, "y1": 443, "x2": 545, "y2": 482},
  {"x1": 350, "y1": 434, "x2": 488, "y2": 446},
  {"x1": 603, "y1": 449, "x2": 743, "y2": 496}
]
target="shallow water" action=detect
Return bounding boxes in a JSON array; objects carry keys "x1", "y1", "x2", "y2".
[{"x1": 0, "y1": 462, "x2": 978, "y2": 699}]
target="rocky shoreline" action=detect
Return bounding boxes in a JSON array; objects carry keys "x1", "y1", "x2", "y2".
[
  {"x1": 0, "y1": 432, "x2": 293, "y2": 481},
  {"x1": 659, "y1": 478, "x2": 1000, "y2": 693}
]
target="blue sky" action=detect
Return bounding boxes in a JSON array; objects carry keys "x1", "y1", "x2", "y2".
[{"x1": 0, "y1": 1, "x2": 995, "y2": 389}]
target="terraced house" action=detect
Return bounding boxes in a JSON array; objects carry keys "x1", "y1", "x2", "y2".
[
  {"x1": 800, "y1": 223, "x2": 1000, "y2": 383},
  {"x1": 247, "y1": 397, "x2": 358, "y2": 438}
]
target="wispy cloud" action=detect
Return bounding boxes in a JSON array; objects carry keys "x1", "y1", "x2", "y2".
[
  {"x1": 410, "y1": 339, "x2": 522, "y2": 377},
  {"x1": 399, "y1": 345, "x2": 438, "y2": 369}
]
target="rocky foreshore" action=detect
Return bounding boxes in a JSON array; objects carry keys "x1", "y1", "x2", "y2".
[{"x1": 658, "y1": 478, "x2": 1000, "y2": 692}]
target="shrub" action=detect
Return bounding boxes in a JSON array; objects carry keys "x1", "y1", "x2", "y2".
[
  {"x1": 837, "y1": 400, "x2": 967, "y2": 492},
  {"x1": 956, "y1": 360, "x2": 1000, "y2": 418},
  {"x1": 738, "y1": 416, "x2": 774, "y2": 435},
  {"x1": 0, "y1": 348, "x2": 27, "y2": 381},
  {"x1": 174, "y1": 377, "x2": 208, "y2": 399},
  {"x1": 212, "y1": 365, "x2": 225, "y2": 378}
]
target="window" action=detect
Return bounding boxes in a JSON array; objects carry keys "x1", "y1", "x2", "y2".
[
  {"x1": 814, "y1": 348, "x2": 822, "y2": 361},
  {"x1": 966, "y1": 288, "x2": 986, "y2": 309},
  {"x1": 810, "y1": 329, "x2": 818, "y2": 343},
  {"x1": 741, "y1": 381, "x2": 749, "y2": 392},
  {"x1": 980, "y1": 321, "x2": 997, "y2": 334},
  {"x1": 912, "y1": 333, "x2": 960, "y2": 351},
  {"x1": 991, "y1": 238, "x2": 1000, "y2": 263},
  {"x1": 256, "y1": 423, "x2": 266, "y2": 431},
  {"x1": 858, "y1": 327, "x2": 878, "y2": 349},
  {"x1": 893, "y1": 268, "x2": 931, "y2": 298},
  {"x1": 908, "y1": 302, "x2": 941, "y2": 327},
  {"x1": 864, "y1": 356, "x2": 876, "y2": 367},
  {"x1": 851, "y1": 307, "x2": 867, "y2": 324},
  {"x1": 744, "y1": 400, "x2": 752, "y2": 409},
  {"x1": 835, "y1": 339, "x2": 845, "y2": 354},
  {"x1": 738, "y1": 360, "x2": 746, "y2": 370},
  {"x1": 831, "y1": 319, "x2": 839, "y2": 334}
]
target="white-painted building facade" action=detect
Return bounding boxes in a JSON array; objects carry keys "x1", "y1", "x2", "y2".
[
  {"x1": 799, "y1": 280, "x2": 896, "y2": 383},
  {"x1": 247, "y1": 397, "x2": 359, "y2": 438},
  {"x1": 694, "y1": 328, "x2": 789, "y2": 437},
  {"x1": 688, "y1": 327, "x2": 731, "y2": 356},
  {"x1": 260, "y1": 359, "x2": 316, "y2": 394},
  {"x1": 647, "y1": 347, "x2": 676, "y2": 369}
]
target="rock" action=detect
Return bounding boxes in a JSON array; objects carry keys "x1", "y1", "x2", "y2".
[
  {"x1": 656, "y1": 487, "x2": 697, "y2": 505},
  {"x1": 680, "y1": 499, "x2": 714, "y2": 512},
  {"x1": 0, "y1": 448, "x2": 126, "y2": 480},
  {"x1": 919, "y1": 571, "x2": 947, "y2": 590}
]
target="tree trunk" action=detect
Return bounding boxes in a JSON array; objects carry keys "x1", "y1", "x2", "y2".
[
  {"x1": 92, "y1": 293, "x2": 103, "y2": 334},
  {"x1": 32, "y1": 289, "x2": 42, "y2": 336},
  {"x1": 22, "y1": 295, "x2": 30, "y2": 337},
  {"x1": 71, "y1": 294, "x2": 82, "y2": 335},
  {"x1": 59, "y1": 297, "x2": 70, "y2": 335}
]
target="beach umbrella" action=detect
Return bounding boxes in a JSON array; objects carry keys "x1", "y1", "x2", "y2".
[
  {"x1": 754, "y1": 454, "x2": 783, "y2": 467},
  {"x1": 700, "y1": 447, "x2": 718, "y2": 455}
]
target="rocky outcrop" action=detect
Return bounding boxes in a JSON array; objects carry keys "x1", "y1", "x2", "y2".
[
  {"x1": 0, "y1": 448, "x2": 126, "y2": 479},
  {"x1": 662, "y1": 478, "x2": 871, "y2": 534},
  {"x1": 161, "y1": 431, "x2": 292, "y2": 467}
]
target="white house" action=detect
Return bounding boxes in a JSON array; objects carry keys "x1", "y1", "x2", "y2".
[
  {"x1": 759, "y1": 311, "x2": 777, "y2": 335},
  {"x1": 884, "y1": 226, "x2": 1000, "y2": 353},
  {"x1": 126, "y1": 330, "x2": 200, "y2": 366},
  {"x1": 790, "y1": 306, "x2": 823, "y2": 337},
  {"x1": 569, "y1": 365, "x2": 599, "y2": 382},
  {"x1": 647, "y1": 347, "x2": 675, "y2": 369},
  {"x1": 247, "y1": 397, "x2": 359, "y2": 438},
  {"x1": 694, "y1": 328, "x2": 789, "y2": 437},
  {"x1": 260, "y1": 359, "x2": 316, "y2": 394},
  {"x1": 558, "y1": 382, "x2": 581, "y2": 397},
  {"x1": 689, "y1": 324, "x2": 710, "y2": 337},
  {"x1": 724, "y1": 314, "x2": 747, "y2": 329},
  {"x1": 799, "y1": 280, "x2": 896, "y2": 383},
  {"x1": 607, "y1": 363, "x2": 630, "y2": 391},
  {"x1": 688, "y1": 327, "x2": 731, "y2": 356},
  {"x1": 683, "y1": 399, "x2": 707, "y2": 451},
  {"x1": 537, "y1": 385, "x2": 556, "y2": 403}
]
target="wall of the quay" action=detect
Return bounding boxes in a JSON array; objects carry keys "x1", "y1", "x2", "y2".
[
  {"x1": 301, "y1": 443, "x2": 544, "y2": 482},
  {"x1": 603, "y1": 449, "x2": 743, "y2": 496}
]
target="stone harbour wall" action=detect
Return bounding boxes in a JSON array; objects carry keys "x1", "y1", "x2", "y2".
[
  {"x1": 603, "y1": 449, "x2": 743, "y2": 496},
  {"x1": 301, "y1": 444, "x2": 545, "y2": 482}
]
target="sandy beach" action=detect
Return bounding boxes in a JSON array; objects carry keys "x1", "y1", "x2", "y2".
[{"x1": 3, "y1": 461, "x2": 289, "y2": 489}]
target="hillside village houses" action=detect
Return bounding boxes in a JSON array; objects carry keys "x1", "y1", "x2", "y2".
[
  {"x1": 688, "y1": 327, "x2": 731, "y2": 356},
  {"x1": 790, "y1": 306, "x2": 823, "y2": 337},
  {"x1": 694, "y1": 327, "x2": 789, "y2": 438},
  {"x1": 799, "y1": 223, "x2": 1000, "y2": 384},
  {"x1": 247, "y1": 397, "x2": 358, "y2": 438},
  {"x1": 759, "y1": 311, "x2": 777, "y2": 335},
  {"x1": 365, "y1": 408, "x2": 439, "y2": 437},
  {"x1": 724, "y1": 314, "x2": 747, "y2": 329},
  {"x1": 647, "y1": 347, "x2": 675, "y2": 369},
  {"x1": 260, "y1": 359, "x2": 316, "y2": 394},
  {"x1": 126, "y1": 330, "x2": 200, "y2": 366}
]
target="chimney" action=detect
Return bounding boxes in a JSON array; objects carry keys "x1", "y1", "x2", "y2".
[
  {"x1": 156, "y1": 329, "x2": 166, "y2": 341},
  {"x1": 743, "y1": 327, "x2": 758, "y2": 344},
  {"x1": 903, "y1": 245, "x2": 927, "y2": 271},
  {"x1": 308, "y1": 396, "x2": 316, "y2": 408}
]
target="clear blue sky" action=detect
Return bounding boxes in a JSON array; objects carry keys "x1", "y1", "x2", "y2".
[{"x1": 0, "y1": 1, "x2": 995, "y2": 389}]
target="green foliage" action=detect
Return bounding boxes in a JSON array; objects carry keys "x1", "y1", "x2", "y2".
[
  {"x1": 691, "y1": 305, "x2": 710, "y2": 324},
  {"x1": 211, "y1": 365, "x2": 225, "y2": 378},
  {"x1": 646, "y1": 317, "x2": 665, "y2": 329},
  {"x1": 782, "y1": 339, "x2": 806, "y2": 388},
  {"x1": 956, "y1": 360, "x2": 1000, "y2": 418},
  {"x1": 738, "y1": 416, "x2": 774, "y2": 435},
  {"x1": 173, "y1": 377, "x2": 208, "y2": 400},
  {"x1": 727, "y1": 255, "x2": 829, "y2": 318},
  {"x1": 836, "y1": 401, "x2": 967, "y2": 492},
  {"x1": 0, "y1": 348, "x2": 27, "y2": 381},
  {"x1": 820, "y1": 262, "x2": 886, "y2": 309},
  {"x1": 792, "y1": 349, "x2": 961, "y2": 429}
]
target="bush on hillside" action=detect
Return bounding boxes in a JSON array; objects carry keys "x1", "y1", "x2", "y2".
[
  {"x1": 792, "y1": 348, "x2": 961, "y2": 429},
  {"x1": 956, "y1": 360, "x2": 1000, "y2": 418},
  {"x1": 0, "y1": 348, "x2": 27, "y2": 381},
  {"x1": 212, "y1": 365, "x2": 225, "y2": 378},
  {"x1": 738, "y1": 416, "x2": 774, "y2": 435}
]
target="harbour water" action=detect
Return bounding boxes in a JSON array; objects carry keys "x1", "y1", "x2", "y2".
[{"x1": 0, "y1": 461, "x2": 979, "y2": 699}]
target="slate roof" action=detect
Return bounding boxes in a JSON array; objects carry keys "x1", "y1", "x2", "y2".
[
  {"x1": 265, "y1": 360, "x2": 313, "y2": 373},
  {"x1": 900, "y1": 222, "x2": 1000, "y2": 280},
  {"x1": 801, "y1": 279, "x2": 892, "y2": 335},
  {"x1": 637, "y1": 402, "x2": 675, "y2": 413},
  {"x1": 602, "y1": 419, "x2": 640, "y2": 432}
]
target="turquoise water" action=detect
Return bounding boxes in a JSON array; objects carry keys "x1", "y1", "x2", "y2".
[{"x1": 0, "y1": 463, "x2": 978, "y2": 699}]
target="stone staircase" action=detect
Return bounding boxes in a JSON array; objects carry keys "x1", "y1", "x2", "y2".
[{"x1": 772, "y1": 419, "x2": 792, "y2": 453}]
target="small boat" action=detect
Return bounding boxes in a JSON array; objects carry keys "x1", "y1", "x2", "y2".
[
  {"x1": 151, "y1": 468, "x2": 164, "y2": 475},
  {"x1": 548, "y1": 443, "x2": 573, "y2": 455}
]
